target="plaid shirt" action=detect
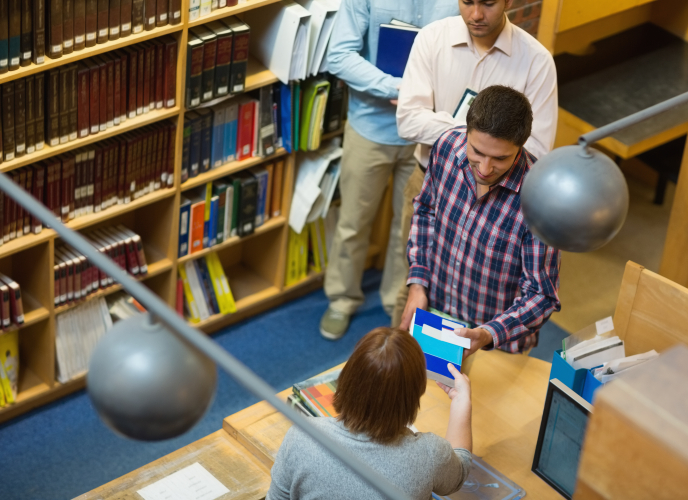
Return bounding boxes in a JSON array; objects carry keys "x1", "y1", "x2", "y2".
[{"x1": 407, "y1": 127, "x2": 561, "y2": 353}]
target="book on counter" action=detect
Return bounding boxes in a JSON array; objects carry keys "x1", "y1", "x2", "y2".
[{"x1": 291, "y1": 369, "x2": 341, "y2": 417}]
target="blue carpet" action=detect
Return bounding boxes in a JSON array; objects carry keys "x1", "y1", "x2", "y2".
[{"x1": 0, "y1": 270, "x2": 569, "y2": 500}]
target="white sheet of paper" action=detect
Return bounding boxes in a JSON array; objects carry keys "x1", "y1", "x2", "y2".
[
  {"x1": 595, "y1": 316, "x2": 614, "y2": 336},
  {"x1": 421, "y1": 324, "x2": 471, "y2": 349},
  {"x1": 137, "y1": 462, "x2": 230, "y2": 500}
]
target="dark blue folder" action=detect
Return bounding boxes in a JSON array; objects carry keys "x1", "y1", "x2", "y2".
[{"x1": 376, "y1": 24, "x2": 420, "y2": 78}]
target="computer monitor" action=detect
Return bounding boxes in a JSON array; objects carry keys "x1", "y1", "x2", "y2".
[{"x1": 532, "y1": 378, "x2": 593, "y2": 499}]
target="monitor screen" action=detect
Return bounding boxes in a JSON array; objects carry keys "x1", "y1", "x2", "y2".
[{"x1": 532, "y1": 379, "x2": 592, "y2": 499}]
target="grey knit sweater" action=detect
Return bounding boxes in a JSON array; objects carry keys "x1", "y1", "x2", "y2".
[{"x1": 267, "y1": 417, "x2": 472, "y2": 500}]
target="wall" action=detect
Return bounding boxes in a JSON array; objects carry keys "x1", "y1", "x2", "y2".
[{"x1": 507, "y1": 0, "x2": 542, "y2": 36}]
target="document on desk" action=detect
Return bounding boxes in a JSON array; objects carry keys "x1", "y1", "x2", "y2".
[{"x1": 137, "y1": 462, "x2": 230, "y2": 500}]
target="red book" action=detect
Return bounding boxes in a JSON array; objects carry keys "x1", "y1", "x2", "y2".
[
  {"x1": 117, "y1": 50, "x2": 128, "y2": 123},
  {"x1": 94, "y1": 56, "x2": 107, "y2": 132},
  {"x1": 236, "y1": 97, "x2": 256, "y2": 161},
  {"x1": 123, "y1": 47, "x2": 137, "y2": 118},
  {"x1": 59, "y1": 158, "x2": 70, "y2": 222},
  {"x1": 16, "y1": 170, "x2": 25, "y2": 235},
  {"x1": 2, "y1": 183, "x2": 10, "y2": 241},
  {"x1": 136, "y1": 44, "x2": 144, "y2": 114},
  {"x1": 153, "y1": 39, "x2": 164, "y2": 110},
  {"x1": 86, "y1": 60, "x2": 99, "y2": 135},
  {"x1": 31, "y1": 165, "x2": 45, "y2": 233},
  {"x1": 23, "y1": 168, "x2": 32, "y2": 234},
  {"x1": 85, "y1": 148, "x2": 95, "y2": 213},
  {"x1": 53, "y1": 263, "x2": 61, "y2": 306},
  {"x1": 102, "y1": 54, "x2": 115, "y2": 128},
  {"x1": 123, "y1": 134, "x2": 135, "y2": 203},
  {"x1": 162, "y1": 35, "x2": 176, "y2": 109},
  {"x1": 68, "y1": 64, "x2": 78, "y2": 142},
  {"x1": 166, "y1": 121, "x2": 175, "y2": 187},
  {"x1": 143, "y1": 42, "x2": 154, "y2": 113},
  {"x1": 77, "y1": 63, "x2": 90, "y2": 138},
  {"x1": 93, "y1": 145, "x2": 103, "y2": 211},
  {"x1": 113, "y1": 54, "x2": 121, "y2": 126},
  {"x1": 73, "y1": 151, "x2": 83, "y2": 216},
  {"x1": 153, "y1": 125, "x2": 163, "y2": 189},
  {"x1": 116, "y1": 139, "x2": 126, "y2": 202}
]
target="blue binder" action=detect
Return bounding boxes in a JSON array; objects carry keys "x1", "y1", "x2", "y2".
[{"x1": 376, "y1": 24, "x2": 420, "y2": 78}]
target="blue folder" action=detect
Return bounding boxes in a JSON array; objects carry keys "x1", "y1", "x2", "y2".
[{"x1": 376, "y1": 24, "x2": 420, "y2": 78}]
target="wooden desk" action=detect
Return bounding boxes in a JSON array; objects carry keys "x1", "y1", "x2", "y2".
[
  {"x1": 223, "y1": 350, "x2": 559, "y2": 499},
  {"x1": 77, "y1": 350, "x2": 558, "y2": 499}
]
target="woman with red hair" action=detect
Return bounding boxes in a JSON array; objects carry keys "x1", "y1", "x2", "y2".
[{"x1": 267, "y1": 327, "x2": 472, "y2": 499}]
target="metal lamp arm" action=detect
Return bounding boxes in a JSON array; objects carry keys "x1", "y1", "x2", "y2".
[
  {"x1": 0, "y1": 172, "x2": 413, "y2": 500},
  {"x1": 578, "y1": 91, "x2": 688, "y2": 151}
]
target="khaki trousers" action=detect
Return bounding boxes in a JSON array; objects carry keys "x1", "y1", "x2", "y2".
[
  {"x1": 391, "y1": 164, "x2": 426, "y2": 327},
  {"x1": 324, "y1": 122, "x2": 416, "y2": 315}
]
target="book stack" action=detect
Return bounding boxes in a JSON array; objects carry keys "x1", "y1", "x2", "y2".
[
  {"x1": 54, "y1": 224, "x2": 148, "y2": 307},
  {"x1": 0, "y1": 272, "x2": 25, "y2": 329},
  {"x1": 288, "y1": 369, "x2": 340, "y2": 417},
  {"x1": 0, "y1": 330, "x2": 19, "y2": 407},
  {"x1": 178, "y1": 159, "x2": 284, "y2": 256},
  {"x1": 0, "y1": 120, "x2": 174, "y2": 245},
  {"x1": 185, "y1": 17, "x2": 249, "y2": 108},
  {"x1": 0, "y1": 36, "x2": 177, "y2": 164},
  {"x1": 0, "y1": 0, "x2": 182, "y2": 74},
  {"x1": 177, "y1": 252, "x2": 236, "y2": 323},
  {"x1": 188, "y1": 0, "x2": 238, "y2": 23},
  {"x1": 55, "y1": 295, "x2": 112, "y2": 382},
  {"x1": 284, "y1": 215, "x2": 332, "y2": 286}
]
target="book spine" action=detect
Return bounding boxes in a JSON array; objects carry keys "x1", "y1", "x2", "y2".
[
  {"x1": 126, "y1": 48, "x2": 137, "y2": 118},
  {"x1": 201, "y1": 36, "x2": 216, "y2": 102},
  {"x1": 9, "y1": 0, "x2": 21, "y2": 69},
  {"x1": 77, "y1": 64, "x2": 89, "y2": 137},
  {"x1": 214, "y1": 31, "x2": 232, "y2": 97},
  {"x1": 113, "y1": 55, "x2": 121, "y2": 125},
  {"x1": 132, "y1": 0, "x2": 143, "y2": 34},
  {"x1": 154, "y1": 41, "x2": 163, "y2": 109},
  {"x1": 0, "y1": 0, "x2": 9, "y2": 73},
  {"x1": 156, "y1": 0, "x2": 167, "y2": 26},
  {"x1": 14, "y1": 79, "x2": 25, "y2": 157},
  {"x1": 144, "y1": 0, "x2": 154, "y2": 30},
  {"x1": 96, "y1": 0, "x2": 108, "y2": 43},
  {"x1": 34, "y1": 73, "x2": 44, "y2": 149},
  {"x1": 105, "y1": 57, "x2": 114, "y2": 128},
  {"x1": 97, "y1": 58, "x2": 106, "y2": 131},
  {"x1": 87, "y1": 62, "x2": 98, "y2": 134},
  {"x1": 168, "y1": 0, "x2": 180, "y2": 25},
  {"x1": 118, "y1": 50, "x2": 127, "y2": 122},
  {"x1": 25, "y1": 76, "x2": 35, "y2": 154},
  {"x1": 116, "y1": 140, "x2": 125, "y2": 200},
  {"x1": 109, "y1": 0, "x2": 120, "y2": 40},
  {"x1": 68, "y1": 64, "x2": 78, "y2": 141},
  {"x1": 163, "y1": 37, "x2": 176, "y2": 108},
  {"x1": 93, "y1": 146, "x2": 102, "y2": 210},
  {"x1": 136, "y1": 44, "x2": 144, "y2": 114},
  {"x1": 58, "y1": 67, "x2": 69, "y2": 144},
  {"x1": 62, "y1": 0, "x2": 73, "y2": 54},
  {"x1": 47, "y1": 0, "x2": 61, "y2": 59},
  {"x1": 2, "y1": 83, "x2": 14, "y2": 161},
  {"x1": 165, "y1": 122, "x2": 174, "y2": 186},
  {"x1": 238, "y1": 176, "x2": 256, "y2": 236},
  {"x1": 32, "y1": 165, "x2": 44, "y2": 232},
  {"x1": 272, "y1": 158, "x2": 283, "y2": 217},
  {"x1": 185, "y1": 42, "x2": 203, "y2": 108},
  {"x1": 73, "y1": 0, "x2": 85, "y2": 50},
  {"x1": 199, "y1": 111, "x2": 211, "y2": 172},
  {"x1": 85, "y1": 0, "x2": 96, "y2": 46},
  {"x1": 236, "y1": 100, "x2": 254, "y2": 161},
  {"x1": 20, "y1": 0, "x2": 32, "y2": 66},
  {"x1": 230, "y1": 27, "x2": 249, "y2": 94},
  {"x1": 120, "y1": 0, "x2": 132, "y2": 37},
  {"x1": 143, "y1": 42, "x2": 153, "y2": 112}
]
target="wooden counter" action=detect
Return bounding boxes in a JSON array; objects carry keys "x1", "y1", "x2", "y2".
[{"x1": 77, "y1": 350, "x2": 558, "y2": 499}]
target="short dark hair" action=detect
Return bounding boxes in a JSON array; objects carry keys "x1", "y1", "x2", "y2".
[
  {"x1": 466, "y1": 85, "x2": 533, "y2": 147},
  {"x1": 333, "y1": 327, "x2": 426, "y2": 444}
]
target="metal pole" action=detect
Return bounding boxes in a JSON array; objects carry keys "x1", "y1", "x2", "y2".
[
  {"x1": 578, "y1": 91, "x2": 688, "y2": 149},
  {"x1": 0, "y1": 172, "x2": 412, "y2": 500}
]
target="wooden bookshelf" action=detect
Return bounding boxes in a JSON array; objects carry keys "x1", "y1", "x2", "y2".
[{"x1": 0, "y1": 0, "x2": 392, "y2": 425}]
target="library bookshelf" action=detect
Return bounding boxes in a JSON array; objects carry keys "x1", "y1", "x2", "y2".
[{"x1": 0, "y1": 0, "x2": 390, "y2": 424}]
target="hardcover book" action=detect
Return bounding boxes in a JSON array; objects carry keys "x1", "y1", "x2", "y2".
[
  {"x1": 121, "y1": 0, "x2": 132, "y2": 37},
  {"x1": 9, "y1": 0, "x2": 21, "y2": 69},
  {"x1": 25, "y1": 75, "x2": 35, "y2": 153},
  {"x1": 168, "y1": 0, "x2": 180, "y2": 25},
  {"x1": 224, "y1": 16, "x2": 249, "y2": 94},
  {"x1": 14, "y1": 79, "x2": 25, "y2": 157},
  {"x1": 34, "y1": 73, "x2": 45, "y2": 149},
  {"x1": 76, "y1": 63, "x2": 90, "y2": 137},
  {"x1": 161, "y1": 35, "x2": 176, "y2": 108},
  {"x1": 185, "y1": 33, "x2": 204, "y2": 109},
  {"x1": 85, "y1": 59, "x2": 99, "y2": 134},
  {"x1": 207, "y1": 21, "x2": 232, "y2": 98},
  {"x1": 85, "y1": 0, "x2": 97, "y2": 46},
  {"x1": 20, "y1": 0, "x2": 32, "y2": 66},
  {"x1": 46, "y1": 0, "x2": 62, "y2": 58},
  {"x1": 68, "y1": 64, "x2": 78, "y2": 141},
  {"x1": 109, "y1": 0, "x2": 121, "y2": 40},
  {"x1": 2, "y1": 82, "x2": 15, "y2": 160},
  {"x1": 96, "y1": 0, "x2": 108, "y2": 43},
  {"x1": 62, "y1": 0, "x2": 74, "y2": 54},
  {"x1": 73, "y1": 0, "x2": 85, "y2": 50},
  {"x1": 46, "y1": 70, "x2": 60, "y2": 146},
  {"x1": 189, "y1": 26, "x2": 217, "y2": 103},
  {"x1": 0, "y1": 0, "x2": 9, "y2": 72}
]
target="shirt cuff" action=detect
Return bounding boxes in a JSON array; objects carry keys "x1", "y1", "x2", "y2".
[
  {"x1": 408, "y1": 265, "x2": 430, "y2": 288},
  {"x1": 382, "y1": 76, "x2": 403, "y2": 99},
  {"x1": 480, "y1": 322, "x2": 503, "y2": 350}
]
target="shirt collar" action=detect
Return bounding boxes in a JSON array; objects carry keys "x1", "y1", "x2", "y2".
[{"x1": 451, "y1": 15, "x2": 513, "y2": 57}]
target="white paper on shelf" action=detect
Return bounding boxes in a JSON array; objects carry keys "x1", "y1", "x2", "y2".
[
  {"x1": 137, "y1": 462, "x2": 229, "y2": 500},
  {"x1": 295, "y1": 0, "x2": 339, "y2": 76}
]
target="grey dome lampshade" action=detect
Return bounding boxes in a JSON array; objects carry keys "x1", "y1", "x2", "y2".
[{"x1": 88, "y1": 313, "x2": 217, "y2": 441}]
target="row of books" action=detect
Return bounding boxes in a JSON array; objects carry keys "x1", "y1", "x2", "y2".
[
  {"x1": 186, "y1": 17, "x2": 249, "y2": 108},
  {"x1": 0, "y1": 121, "x2": 174, "y2": 246},
  {"x1": 0, "y1": 0, "x2": 183, "y2": 74},
  {"x1": 55, "y1": 295, "x2": 112, "y2": 383},
  {"x1": 0, "y1": 273, "x2": 25, "y2": 329},
  {"x1": 284, "y1": 209, "x2": 336, "y2": 286},
  {"x1": 179, "y1": 159, "x2": 283, "y2": 257},
  {"x1": 0, "y1": 331, "x2": 18, "y2": 407},
  {"x1": 0, "y1": 36, "x2": 177, "y2": 163},
  {"x1": 177, "y1": 253, "x2": 236, "y2": 323},
  {"x1": 188, "y1": 0, "x2": 239, "y2": 22},
  {"x1": 54, "y1": 224, "x2": 149, "y2": 307}
]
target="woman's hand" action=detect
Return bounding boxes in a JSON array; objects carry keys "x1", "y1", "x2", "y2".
[{"x1": 437, "y1": 364, "x2": 471, "y2": 407}]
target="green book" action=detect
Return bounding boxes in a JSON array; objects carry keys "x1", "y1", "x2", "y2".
[
  {"x1": 212, "y1": 180, "x2": 230, "y2": 243},
  {"x1": 299, "y1": 78, "x2": 330, "y2": 152}
]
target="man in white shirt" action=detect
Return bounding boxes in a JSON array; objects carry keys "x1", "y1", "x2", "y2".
[{"x1": 391, "y1": 0, "x2": 558, "y2": 327}]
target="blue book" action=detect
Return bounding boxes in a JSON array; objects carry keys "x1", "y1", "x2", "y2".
[
  {"x1": 178, "y1": 197, "x2": 191, "y2": 257},
  {"x1": 280, "y1": 83, "x2": 292, "y2": 153},
  {"x1": 193, "y1": 260, "x2": 219, "y2": 315},
  {"x1": 411, "y1": 308, "x2": 470, "y2": 386},
  {"x1": 376, "y1": 24, "x2": 420, "y2": 78},
  {"x1": 224, "y1": 101, "x2": 238, "y2": 163},
  {"x1": 208, "y1": 195, "x2": 219, "y2": 247},
  {"x1": 211, "y1": 105, "x2": 226, "y2": 168}
]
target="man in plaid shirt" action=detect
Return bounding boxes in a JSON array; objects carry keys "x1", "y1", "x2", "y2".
[{"x1": 399, "y1": 86, "x2": 561, "y2": 356}]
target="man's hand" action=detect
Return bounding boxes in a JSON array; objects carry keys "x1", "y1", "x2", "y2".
[
  {"x1": 399, "y1": 284, "x2": 427, "y2": 331},
  {"x1": 454, "y1": 327, "x2": 494, "y2": 360}
]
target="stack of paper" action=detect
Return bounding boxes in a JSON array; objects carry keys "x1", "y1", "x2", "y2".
[
  {"x1": 592, "y1": 350, "x2": 659, "y2": 383},
  {"x1": 295, "y1": 0, "x2": 340, "y2": 76},
  {"x1": 565, "y1": 335, "x2": 626, "y2": 371}
]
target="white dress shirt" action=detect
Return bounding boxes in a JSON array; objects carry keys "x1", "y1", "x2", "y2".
[{"x1": 397, "y1": 16, "x2": 558, "y2": 166}]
